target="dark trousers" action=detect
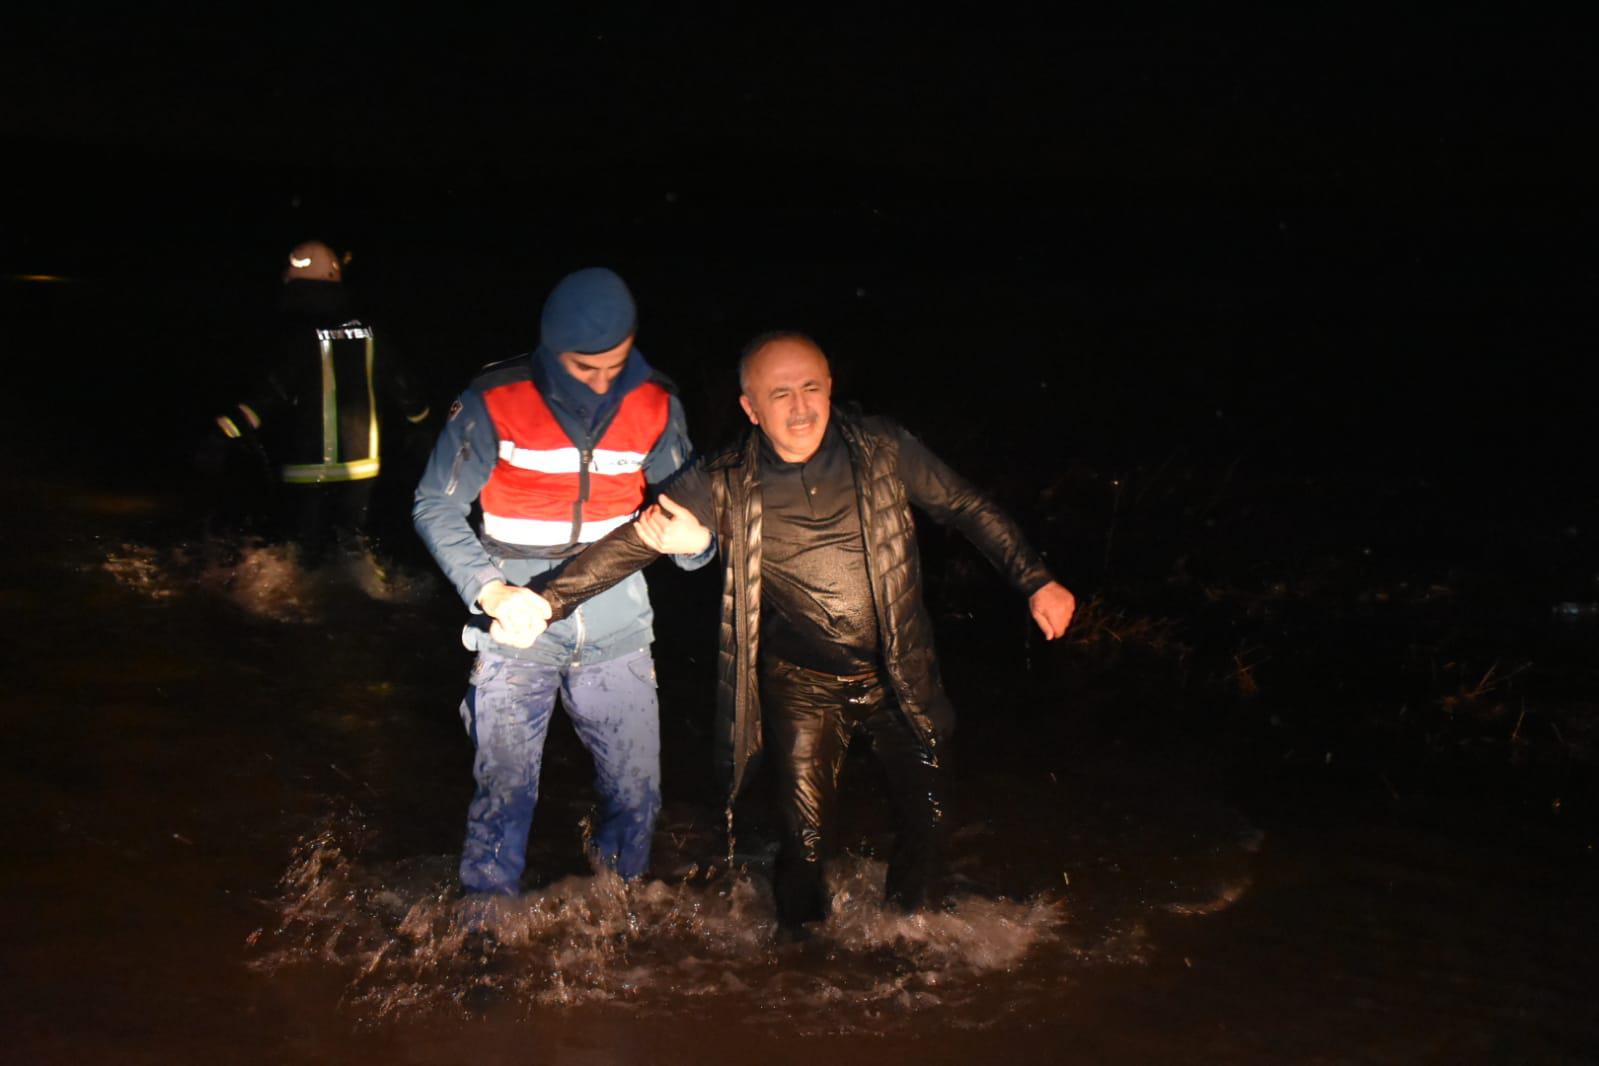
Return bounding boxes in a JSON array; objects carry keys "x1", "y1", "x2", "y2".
[
  {"x1": 759, "y1": 656, "x2": 946, "y2": 928},
  {"x1": 284, "y1": 479, "x2": 374, "y2": 566}
]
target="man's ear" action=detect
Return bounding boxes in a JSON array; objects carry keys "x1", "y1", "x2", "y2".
[{"x1": 739, "y1": 395, "x2": 759, "y2": 425}]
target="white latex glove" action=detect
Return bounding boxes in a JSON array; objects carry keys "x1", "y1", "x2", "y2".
[{"x1": 477, "y1": 580, "x2": 553, "y2": 648}]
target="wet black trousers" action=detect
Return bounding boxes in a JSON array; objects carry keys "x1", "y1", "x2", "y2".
[{"x1": 759, "y1": 657, "x2": 946, "y2": 928}]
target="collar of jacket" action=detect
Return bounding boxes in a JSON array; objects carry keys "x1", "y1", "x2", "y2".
[{"x1": 528, "y1": 344, "x2": 654, "y2": 447}]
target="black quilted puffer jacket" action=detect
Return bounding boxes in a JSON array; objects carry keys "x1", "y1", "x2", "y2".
[{"x1": 539, "y1": 408, "x2": 1056, "y2": 800}]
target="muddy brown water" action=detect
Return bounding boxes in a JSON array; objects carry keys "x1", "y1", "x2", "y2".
[{"x1": 2, "y1": 470, "x2": 1595, "y2": 1066}]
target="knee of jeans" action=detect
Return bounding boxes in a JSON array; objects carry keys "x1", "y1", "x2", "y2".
[
  {"x1": 604, "y1": 772, "x2": 661, "y2": 812},
  {"x1": 474, "y1": 742, "x2": 542, "y2": 791}
]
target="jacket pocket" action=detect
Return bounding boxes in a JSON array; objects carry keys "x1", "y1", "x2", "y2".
[
  {"x1": 444, "y1": 419, "x2": 474, "y2": 495},
  {"x1": 627, "y1": 654, "x2": 658, "y2": 689}
]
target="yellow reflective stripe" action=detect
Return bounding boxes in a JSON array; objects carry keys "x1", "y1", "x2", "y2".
[
  {"x1": 364, "y1": 335, "x2": 379, "y2": 463},
  {"x1": 406, "y1": 406, "x2": 431, "y2": 424},
  {"x1": 280, "y1": 458, "x2": 381, "y2": 484},
  {"x1": 237, "y1": 403, "x2": 262, "y2": 430},
  {"x1": 216, "y1": 415, "x2": 241, "y2": 439},
  {"x1": 318, "y1": 337, "x2": 338, "y2": 463}
]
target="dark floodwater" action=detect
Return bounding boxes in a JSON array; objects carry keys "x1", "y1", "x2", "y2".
[
  {"x1": 4, "y1": 268, "x2": 1598, "y2": 1064},
  {"x1": 5, "y1": 472, "x2": 1595, "y2": 1064}
]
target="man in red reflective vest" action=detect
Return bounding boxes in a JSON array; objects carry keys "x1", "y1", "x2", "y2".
[{"x1": 413, "y1": 267, "x2": 710, "y2": 893}]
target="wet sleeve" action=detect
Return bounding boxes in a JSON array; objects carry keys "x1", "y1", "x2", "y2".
[
  {"x1": 536, "y1": 524, "x2": 664, "y2": 621},
  {"x1": 647, "y1": 458, "x2": 717, "y2": 532},
  {"x1": 538, "y1": 455, "x2": 720, "y2": 617},
  {"x1": 895, "y1": 424, "x2": 1055, "y2": 597},
  {"x1": 411, "y1": 390, "x2": 506, "y2": 610},
  {"x1": 212, "y1": 398, "x2": 264, "y2": 443},
  {"x1": 643, "y1": 395, "x2": 696, "y2": 485},
  {"x1": 216, "y1": 337, "x2": 295, "y2": 442},
  {"x1": 643, "y1": 401, "x2": 716, "y2": 571}
]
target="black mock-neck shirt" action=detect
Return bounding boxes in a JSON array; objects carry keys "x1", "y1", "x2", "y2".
[{"x1": 757, "y1": 422, "x2": 881, "y2": 675}]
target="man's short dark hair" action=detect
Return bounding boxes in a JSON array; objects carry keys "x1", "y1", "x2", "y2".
[{"x1": 737, "y1": 330, "x2": 822, "y2": 394}]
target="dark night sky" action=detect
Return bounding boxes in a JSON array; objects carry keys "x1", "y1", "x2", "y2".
[
  {"x1": 6, "y1": 8, "x2": 1593, "y2": 202},
  {"x1": 3, "y1": 6, "x2": 1597, "y2": 473}
]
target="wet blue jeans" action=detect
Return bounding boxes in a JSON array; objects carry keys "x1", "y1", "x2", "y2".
[{"x1": 458, "y1": 648, "x2": 661, "y2": 892}]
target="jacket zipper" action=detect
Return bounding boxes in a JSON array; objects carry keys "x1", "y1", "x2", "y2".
[
  {"x1": 571, "y1": 446, "x2": 592, "y2": 544},
  {"x1": 568, "y1": 399, "x2": 624, "y2": 546}
]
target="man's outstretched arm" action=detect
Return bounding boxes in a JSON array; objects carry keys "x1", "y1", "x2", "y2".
[
  {"x1": 539, "y1": 462, "x2": 718, "y2": 620},
  {"x1": 535, "y1": 524, "x2": 665, "y2": 621},
  {"x1": 894, "y1": 424, "x2": 1075, "y2": 638}
]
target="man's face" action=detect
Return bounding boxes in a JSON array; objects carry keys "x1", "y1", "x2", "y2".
[
  {"x1": 739, "y1": 339, "x2": 832, "y2": 462},
  {"x1": 557, "y1": 333, "x2": 634, "y2": 394}
]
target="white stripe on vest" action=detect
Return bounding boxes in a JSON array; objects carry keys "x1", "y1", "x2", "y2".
[
  {"x1": 496, "y1": 442, "x2": 649, "y2": 476},
  {"x1": 481, "y1": 510, "x2": 636, "y2": 546}
]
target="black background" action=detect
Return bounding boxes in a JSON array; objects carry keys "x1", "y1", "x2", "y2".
[{"x1": 6, "y1": 6, "x2": 1595, "y2": 466}]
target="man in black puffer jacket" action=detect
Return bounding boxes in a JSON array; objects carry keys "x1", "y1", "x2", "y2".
[{"x1": 527, "y1": 332, "x2": 1076, "y2": 931}]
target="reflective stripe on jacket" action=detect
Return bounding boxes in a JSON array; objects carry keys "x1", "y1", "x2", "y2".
[
  {"x1": 478, "y1": 375, "x2": 670, "y2": 547},
  {"x1": 278, "y1": 325, "x2": 380, "y2": 483}
]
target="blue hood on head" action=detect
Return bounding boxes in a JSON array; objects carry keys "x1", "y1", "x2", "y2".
[
  {"x1": 539, "y1": 267, "x2": 637, "y2": 355},
  {"x1": 534, "y1": 345, "x2": 653, "y2": 440}
]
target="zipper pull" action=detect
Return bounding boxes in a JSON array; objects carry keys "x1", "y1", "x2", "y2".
[
  {"x1": 444, "y1": 425, "x2": 474, "y2": 496},
  {"x1": 581, "y1": 448, "x2": 593, "y2": 471}
]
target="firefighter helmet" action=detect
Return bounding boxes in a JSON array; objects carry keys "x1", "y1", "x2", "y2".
[{"x1": 282, "y1": 240, "x2": 343, "y2": 283}]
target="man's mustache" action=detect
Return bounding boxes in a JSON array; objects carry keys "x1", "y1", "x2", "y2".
[{"x1": 787, "y1": 413, "x2": 818, "y2": 430}]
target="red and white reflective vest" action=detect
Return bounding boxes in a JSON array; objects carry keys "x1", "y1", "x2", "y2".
[{"x1": 478, "y1": 377, "x2": 672, "y2": 548}]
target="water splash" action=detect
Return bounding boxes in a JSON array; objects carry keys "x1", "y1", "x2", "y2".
[
  {"x1": 331, "y1": 542, "x2": 438, "y2": 604},
  {"x1": 204, "y1": 541, "x2": 319, "y2": 621},
  {"x1": 98, "y1": 536, "x2": 437, "y2": 620},
  {"x1": 102, "y1": 544, "x2": 182, "y2": 601},
  {"x1": 248, "y1": 822, "x2": 1069, "y2": 1029},
  {"x1": 1160, "y1": 878, "x2": 1253, "y2": 917}
]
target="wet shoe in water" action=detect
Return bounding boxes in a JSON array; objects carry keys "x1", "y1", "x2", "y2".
[
  {"x1": 460, "y1": 974, "x2": 508, "y2": 1014},
  {"x1": 455, "y1": 886, "x2": 513, "y2": 936},
  {"x1": 885, "y1": 872, "x2": 957, "y2": 915},
  {"x1": 460, "y1": 927, "x2": 501, "y2": 962},
  {"x1": 774, "y1": 919, "x2": 823, "y2": 946}
]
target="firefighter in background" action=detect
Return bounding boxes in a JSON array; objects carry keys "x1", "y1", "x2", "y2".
[
  {"x1": 214, "y1": 240, "x2": 431, "y2": 564},
  {"x1": 412, "y1": 267, "x2": 711, "y2": 893}
]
